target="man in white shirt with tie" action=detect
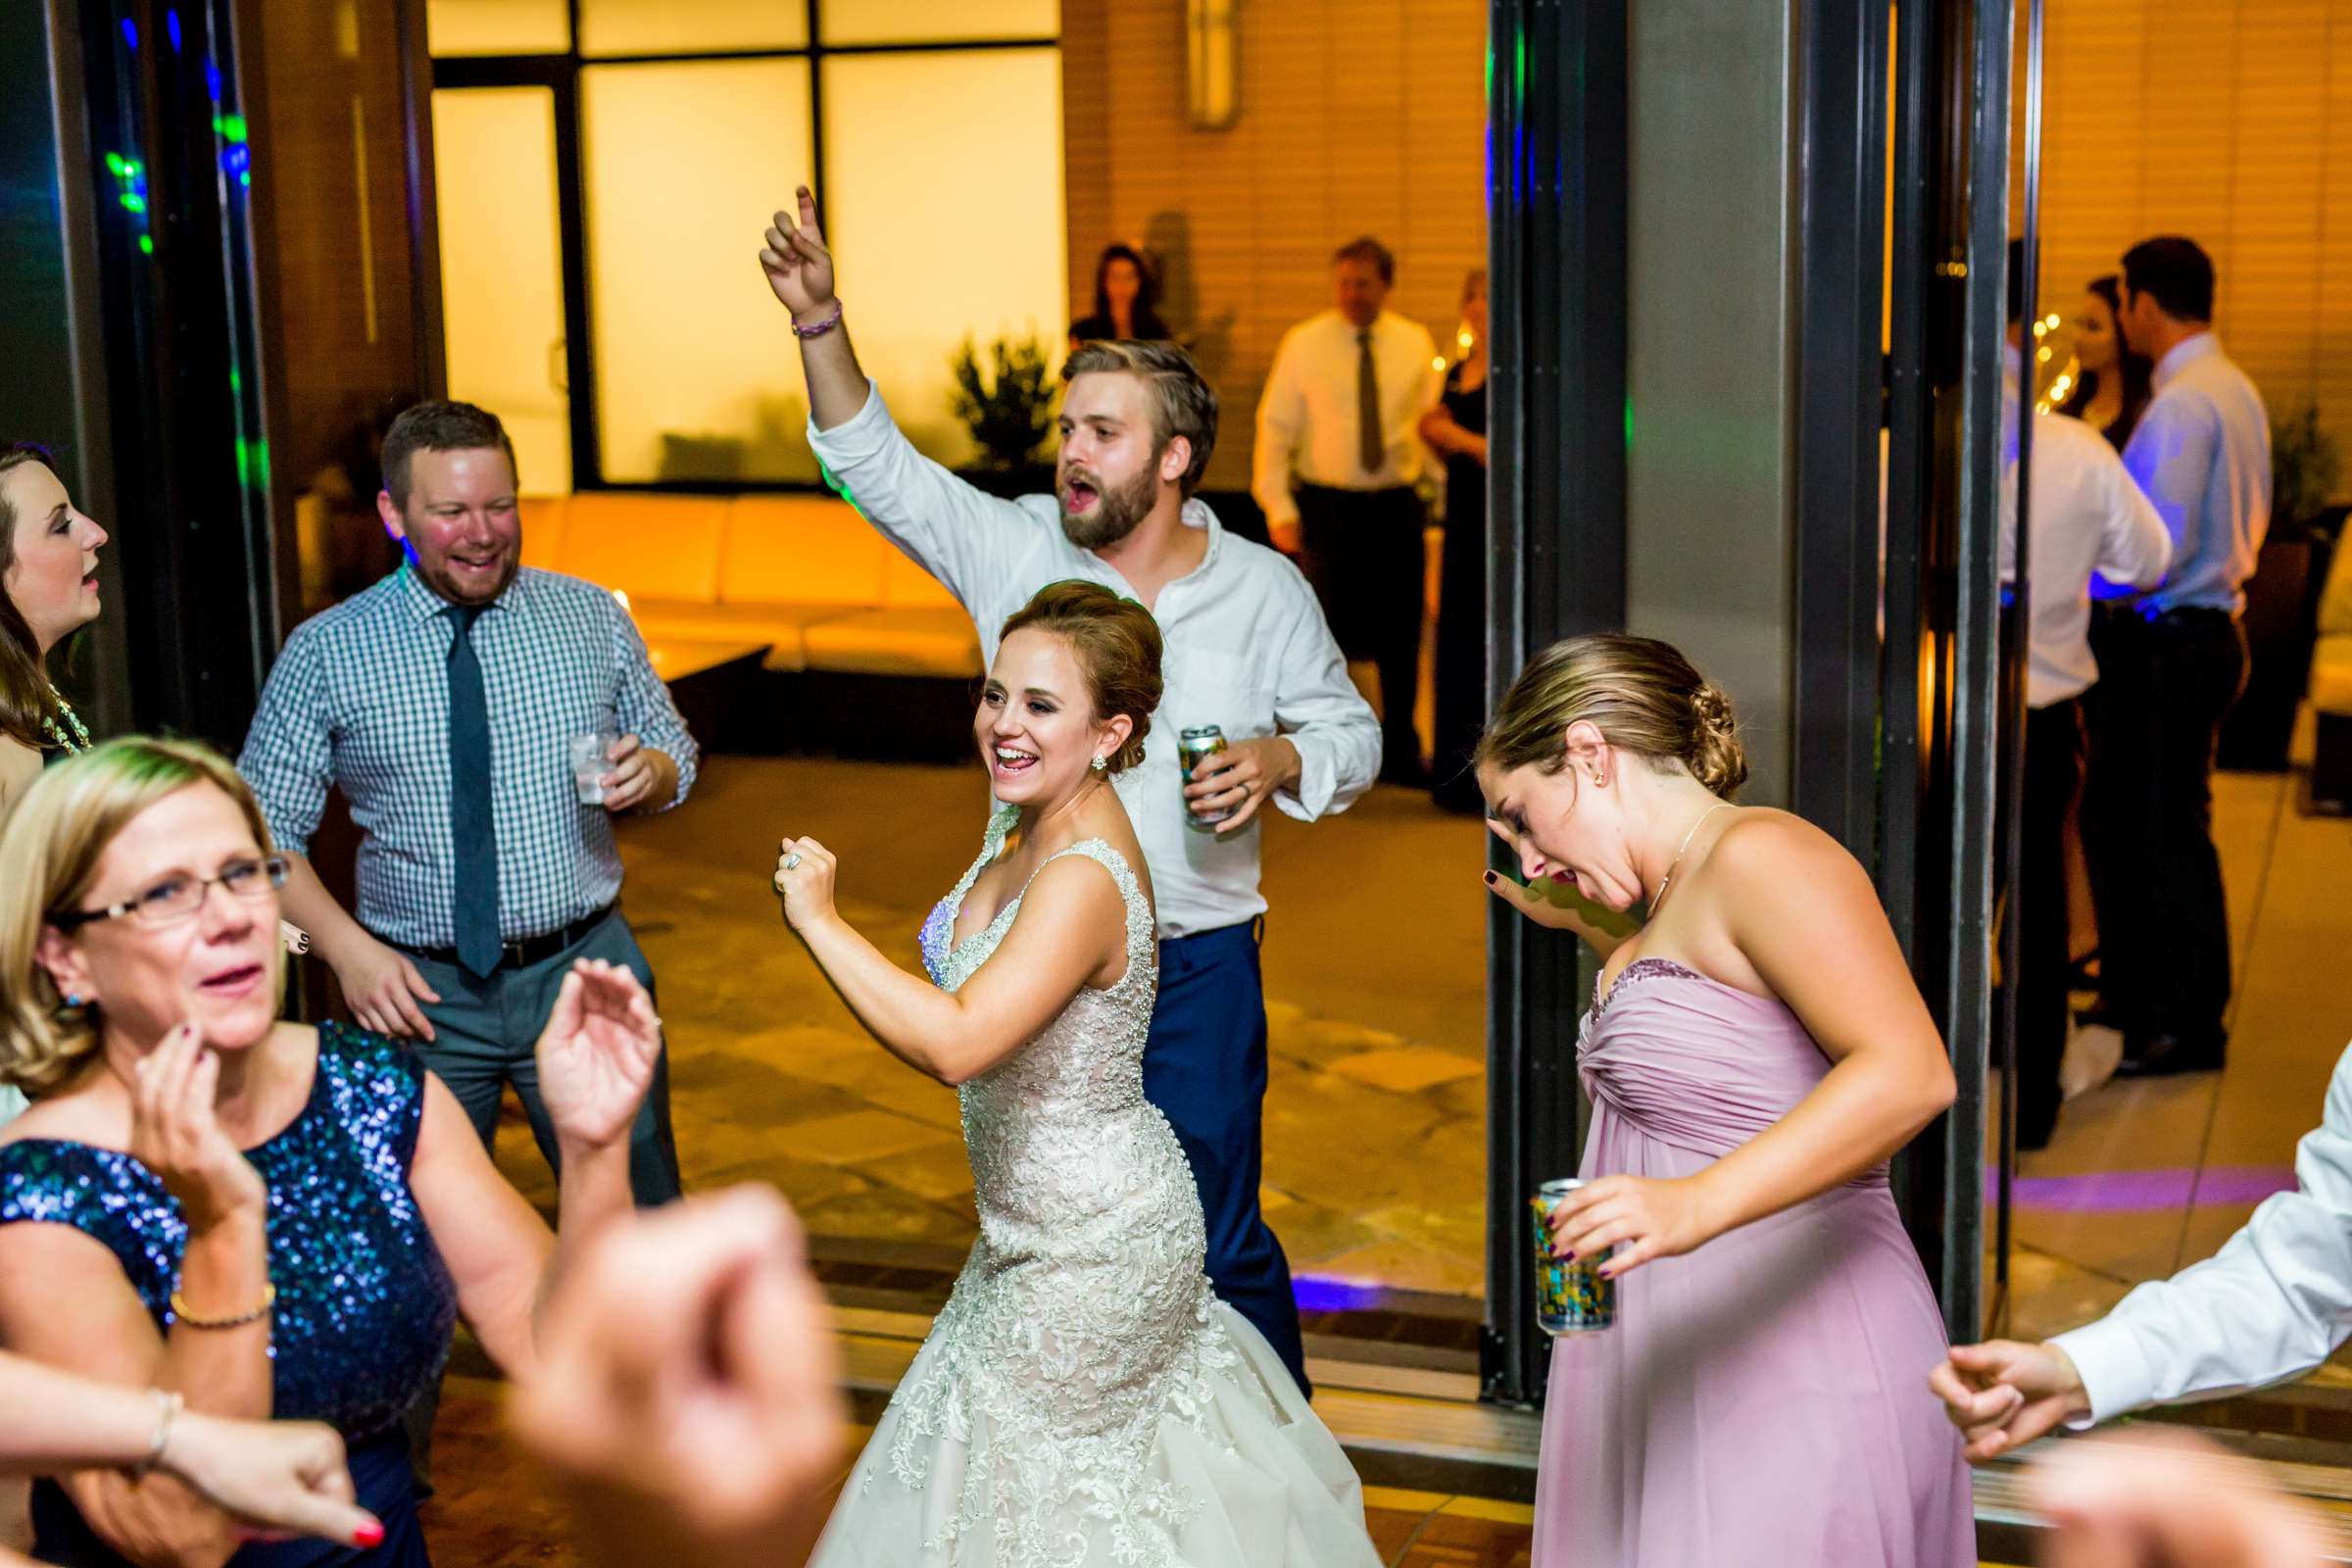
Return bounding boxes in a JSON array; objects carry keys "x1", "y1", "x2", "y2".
[
  {"x1": 1932, "y1": 1041, "x2": 2352, "y2": 1460},
  {"x1": 2081, "y1": 236, "x2": 2273, "y2": 1079},
  {"x1": 759, "y1": 189, "x2": 1381, "y2": 1397},
  {"x1": 1999, "y1": 240, "x2": 2174, "y2": 1149},
  {"x1": 1253, "y1": 239, "x2": 1444, "y2": 784}
]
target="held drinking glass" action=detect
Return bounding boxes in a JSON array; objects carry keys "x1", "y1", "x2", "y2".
[{"x1": 569, "y1": 731, "x2": 618, "y2": 806}]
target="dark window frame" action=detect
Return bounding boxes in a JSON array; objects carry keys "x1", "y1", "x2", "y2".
[{"x1": 426, "y1": 0, "x2": 1059, "y2": 495}]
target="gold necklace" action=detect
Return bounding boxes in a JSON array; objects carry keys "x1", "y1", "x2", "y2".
[
  {"x1": 1650, "y1": 802, "x2": 1731, "y2": 913},
  {"x1": 40, "y1": 687, "x2": 90, "y2": 753}
]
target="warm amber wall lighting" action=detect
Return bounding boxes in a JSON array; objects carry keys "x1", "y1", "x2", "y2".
[{"x1": 1188, "y1": 0, "x2": 1238, "y2": 129}]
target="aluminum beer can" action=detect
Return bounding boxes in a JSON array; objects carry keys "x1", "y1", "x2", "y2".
[
  {"x1": 1531, "y1": 1178, "x2": 1616, "y2": 1334},
  {"x1": 1180, "y1": 725, "x2": 1231, "y2": 832}
]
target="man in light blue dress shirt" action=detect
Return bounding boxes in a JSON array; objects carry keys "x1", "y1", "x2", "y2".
[{"x1": 2081, "y1": 237, "x2": 2272, "y2": 1079}]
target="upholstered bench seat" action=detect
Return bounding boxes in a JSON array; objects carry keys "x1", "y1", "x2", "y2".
[
  {"x1": 514, "y1": 489, "x2": 986, "y2": 682},
  {"x1": 2311, "y1": 639, "x2": 2352, "y2": 716},
  {"x1": 2309, "y1": 539, "x2": 2352, "y2": 812}
]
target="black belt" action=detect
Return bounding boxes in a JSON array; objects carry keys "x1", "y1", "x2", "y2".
[
  {"x1": 1297, "y1": 481, "x2": 1416, "y2": 499},
  {"x1": 2147, "y1": 606, "x2": 2234, "y2": 625},
  {"x1": 397, "y1": 902, "x2": 615, "y2": 973}
]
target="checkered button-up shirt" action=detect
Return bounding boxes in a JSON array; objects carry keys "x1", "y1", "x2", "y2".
[{"x1": 239, "y1": 564, "x2": 699, "y2": 951}]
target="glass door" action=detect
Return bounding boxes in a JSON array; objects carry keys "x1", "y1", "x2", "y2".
[{"x1": 429, "y1": 85, "x2": 571, "y2": 494}]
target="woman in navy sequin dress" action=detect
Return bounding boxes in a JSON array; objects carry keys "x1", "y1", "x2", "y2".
[{"x1": 0, "y1": 738, "x2": 662, "y2": 1567}]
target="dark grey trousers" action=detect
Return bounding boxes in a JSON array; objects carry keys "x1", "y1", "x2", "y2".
[{"x1": 395, "y1": 906, "x2": 682, "y2": 1486}]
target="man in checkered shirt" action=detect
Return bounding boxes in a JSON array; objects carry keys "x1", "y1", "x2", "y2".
[{"x1": 239, "y1": 399, "x2": 693, "y2": 1206}]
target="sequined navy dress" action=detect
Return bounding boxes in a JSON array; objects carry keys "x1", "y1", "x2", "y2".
[{"x1": 0, "y1": 1023, "x2": 458, "y2": 1566}]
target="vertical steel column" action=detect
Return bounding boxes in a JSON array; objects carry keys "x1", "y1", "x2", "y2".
[
  {"x1": 1987, "y1": 0, "x2": 2044, "y2": 1340},
  {"x1": 1791, "y1": 0, "x2": 1893, "y2": 862},
  {"x1": 1883, "y1": 0, "x2": 2014, "y2": 1334},
  {"x1": 1937, "y1": 0, "x2": 2013, "y2": 1341},
  {"x1": 1481, "y1": 0, "x2": 1629, "y2": 1407}
]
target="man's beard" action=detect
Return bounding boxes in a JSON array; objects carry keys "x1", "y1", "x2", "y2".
[{"x1": 1057, "y1": 463, "x2": 1158, "y2": 550}]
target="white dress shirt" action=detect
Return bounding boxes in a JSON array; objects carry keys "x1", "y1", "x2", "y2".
[
  {"x1": 2001, "y1": 374, "x2": 2174, "y2": 708},
  {"x1": 2114, "y1": 332, "x2": 2272, "y2": 615},
  {"x1": 2051, "y1": 1043, "x2": 2352, "y2": 1424},
  {"x1": 1252, "y1": 308, "x2": 1445, "y2": 527},
  {"x1": 808, "y1": 383, "x2": 1382, "y2": 939}
]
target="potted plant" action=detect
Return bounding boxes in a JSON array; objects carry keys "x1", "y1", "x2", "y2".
[
  {"x1": 2221, "y1": 404, "x2": 2347, "y2": 770},
  {"x1": 950, "y1": 334, "x2": 1057, "y2": 499},
  {"x1": 2274, "y1": 403, "x2": 2345, "y2": 538}
]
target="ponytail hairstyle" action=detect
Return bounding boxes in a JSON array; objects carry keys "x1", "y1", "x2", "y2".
[
  {"x1": 997, "y1": 581, "x2": 1164, "y2": 773},
  {"x1": 1476, "y1": 633, "x2": 1748, "y2": 798}
]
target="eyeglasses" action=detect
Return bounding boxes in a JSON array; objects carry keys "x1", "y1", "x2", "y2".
[{"x1": 51, "y1": 855, "x2": 291, "y2": 932}]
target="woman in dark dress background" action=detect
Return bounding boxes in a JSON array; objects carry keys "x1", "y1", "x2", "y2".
[
  {"x1": 1067, "y1": 243, "x2": 1170, "y2": 349},
  {"x1": 0, "y1": 738, "x2": 660, "y2": 1568},
  {"x1": 1420, "y1": 269, "x2": 1489, "y2": 814},
  {"x1": 2057, "y1": 274, "x2": 2153, "y2": 450}
]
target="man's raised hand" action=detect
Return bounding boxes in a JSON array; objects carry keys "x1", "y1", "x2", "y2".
[{"x1": 760, "y1": 186, "x2": 837, "y2": 320}]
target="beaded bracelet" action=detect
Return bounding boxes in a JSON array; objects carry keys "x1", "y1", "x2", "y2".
[
  {"x1": 130, "y1": 1389, "x2": 182, "y2": 1481},
  {"x1": 169, "y1": 1282, "x2": 276, "y2": 1330},
  {"x1": 791, "y1": 303, "x2": 845, "y2": 339}
]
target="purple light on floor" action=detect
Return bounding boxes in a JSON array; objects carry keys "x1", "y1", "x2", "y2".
[
  {"x1": 1987, "y1": 1164, "x2": 2297, "y2": 1213},
  {"x1": 1292, "y1": 1275, "x2": 1384, "y2": 1313}
]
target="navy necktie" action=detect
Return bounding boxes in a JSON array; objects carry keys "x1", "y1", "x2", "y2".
[{"x1": 447, "y1": 605, "x2": 501, "y2": 976}]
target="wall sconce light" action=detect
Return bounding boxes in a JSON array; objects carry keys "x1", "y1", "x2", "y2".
[{"x1": 1188, "y1": 0, "x2": 1239, "y2": 129}]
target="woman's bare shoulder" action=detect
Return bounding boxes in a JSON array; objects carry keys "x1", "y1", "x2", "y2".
[
  {"x1": 0, "y1": 1081, "x2": 122, "y2": 1153},
  {"x1": 1707, "y1": 806, "x2": 1860, "y2": 883}
]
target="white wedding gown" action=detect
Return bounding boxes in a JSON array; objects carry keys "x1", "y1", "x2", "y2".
[{"x1": 807, "y1": 807, "x2": 1383, "y2": 1568}]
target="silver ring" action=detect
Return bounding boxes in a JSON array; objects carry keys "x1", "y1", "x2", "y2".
[{"x1": 783, "y1": 852, "x2": 803, "y2": 871}]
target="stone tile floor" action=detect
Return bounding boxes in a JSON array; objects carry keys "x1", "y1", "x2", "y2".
[
  {"x1": 413, "y1": 1373, "x2": 1536, "y2": 1566},
  {"x1": 489, "y1": 756, "x2": 1494, "y2": 1300},
  {"x1": 484, "y1": 746, "x2": 2351, "y2": 1334},
  {"x1": 1996, "y1": 761, "x2": 2352, "y2": 1345}
]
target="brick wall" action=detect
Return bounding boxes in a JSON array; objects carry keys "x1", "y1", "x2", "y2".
[{"x1": 1062, "y1": 0, "x2": 1489, "y2": 492}]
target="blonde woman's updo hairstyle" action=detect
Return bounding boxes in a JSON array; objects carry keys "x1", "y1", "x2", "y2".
[
  {"x1": 998, "y1": 580, "x2": 1165, "y2": 774},
  {"x1": 1477, "y1": 634, "x2": 1749, "y2": 798},
  {"x1": 0, "y1": 737, "x2": 276, "y2": 1094}
]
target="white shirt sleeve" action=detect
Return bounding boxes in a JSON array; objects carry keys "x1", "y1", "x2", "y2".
[
  {"x1": 2091, "y1": 440, "x2": 2175, "y2": 592},
  {"x1": 1253, "y1": 329, "x2": 1308, "y2": 530},
  {"x1": 806, "y1": 381, "x2": 1038, "y2": 611},
  {"x1": 2050, "y1": 1044, "x2": 2352, "y2": 1423},
  {"x1": 1266, "y1": 570, "x2": 1382, "y2": 821}
]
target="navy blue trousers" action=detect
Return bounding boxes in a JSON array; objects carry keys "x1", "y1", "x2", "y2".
[{"x1": 1142, "y1": 919, "x2": 1310, "y2": 1396}]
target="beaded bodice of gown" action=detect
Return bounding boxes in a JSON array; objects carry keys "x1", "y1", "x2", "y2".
[{"x1": 894, "y1": 804, "x2": 1240, "y2": 1561}]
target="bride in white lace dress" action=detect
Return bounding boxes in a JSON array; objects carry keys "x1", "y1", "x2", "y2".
[{"x1": 772, "y1": 582, "x2": 1381, "y2": 1568}]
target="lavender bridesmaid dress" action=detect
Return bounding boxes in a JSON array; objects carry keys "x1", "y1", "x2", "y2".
[{"x1": 1531, "y1": 958, "x2": 1975, "y2": 1568}]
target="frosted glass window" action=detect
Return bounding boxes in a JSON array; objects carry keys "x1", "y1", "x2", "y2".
[
  {"x1": 818, "y1": 0, "x2": 1056, "y2": 45},
  {"x1": 425, "y1": 0, "x2": 568, "y2": 56},
  {"x1": 579, "y1": 0, "x2": 808, "y2": 58},
  {"x1": 820, "y1": 50, "x2": 1066, "y2": 466},
  {"x1": 582, "y1": 61, "x2": 817, "y2": 482},
  {"x1": 431, "y1": 88, "x2": 571, "y2": 493}
]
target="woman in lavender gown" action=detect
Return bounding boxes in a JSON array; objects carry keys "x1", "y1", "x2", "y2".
[{"x1": 1478, "y1": 634, "x2": 1974, "y2": 1568}]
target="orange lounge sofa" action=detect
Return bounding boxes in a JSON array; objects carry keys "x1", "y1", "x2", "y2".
[{"x1": 516, "y1": 491, "x2": 984, "y2": 681}]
